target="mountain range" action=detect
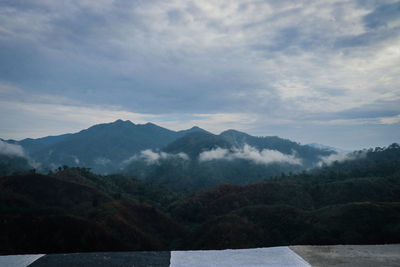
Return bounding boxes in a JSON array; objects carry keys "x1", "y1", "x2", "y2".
[
  {"x1": 1, "y1": 120, "x2": 336, "y2": 189},
  {"x1": 4, "y1": 120, "x2": 206, "y2": 173}
]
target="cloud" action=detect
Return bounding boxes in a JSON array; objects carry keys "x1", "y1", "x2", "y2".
[
  {"x1": 0, "y1": 1, "x2": 399, "y2": 149},
  {"x1": 199, "y1": 144, "x2": 301, "y2": 165},
  {"x1": 379, "y1": 114, "x2": 400, "y2": 125},
  {"x1": 317, "y1": 151, "x2": 366, "y2": 167},
  {"x1": 123, "y1": 150, "x2": 189, "y2": 165},
  {"x1": 0, "y1": 139, "x2": 25, "y2": 157},
  {"x1": 363, "y1": 2, "x2": 400, "y2": 29},
  {"x1": 0, "y1": 139, "x2": 41, "y2": 169},
  {"x1": 199, "y1": 147, "x2": 230, "y2": 162}
]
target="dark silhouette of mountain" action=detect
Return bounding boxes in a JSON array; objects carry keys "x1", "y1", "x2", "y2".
[
  {"x1": 220, "y1": 130, "x2": 332, "y2": 166},
  {"x1": 163, "y1": 131, "x2": 232, "y2": 158},
  {"x1": 123, "y1": 130, "x2": 333, "y2": 191},
  {"x1": 11, "y1": 120, "x2": 206, "y2": 173},
  {"x1": 17, "y1": 134, "x2": 72, "y2": 154},
  {"x1": 0, "y1": 154, "x2": 32, "y2": 177},
  {"x1": 3, "y1": 120, "x2": 333, "y2": 179}
]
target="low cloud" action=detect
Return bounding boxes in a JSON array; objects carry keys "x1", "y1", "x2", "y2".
[
  {"x1": 123, "y1": 149, "x2": 189, "y2": 165},
  {"x1": 0, "y1": 140, "x2": 25, "y2": 157},
  {"x1": 0, "y1": 139, "x2": 41, "y2": 169},
  {"x1": 317, "y1": 151, "x2": 366, "y2": 166},
  {"x1": 199, "y1": 144, "x2": 302, "y2": 165}
]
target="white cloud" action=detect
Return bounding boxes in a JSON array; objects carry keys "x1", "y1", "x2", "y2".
[
  {"x1": 199, "y1": 144, "x2": 301, "y2": 165},
  {"x1": 0, "y1": 1, "x2": 399, "y2": 149},
  {"x1": 123, "y1": 149, "x2": 189, "y2": 165},
  {"x1": 0, "y1": 139, "x2": 41, "y2": 169},
  {"x1": 379, "y1": 114, "x2": 400, "y2": 125},
  {"x1": 199, "y1": 147, "x2": 230, "y2": 161},
  {"x1": 317, "y1": 151, "x2": 366, "y2": 166},
  {"x1": 0, "y1": 139, "x2": 25, "y2": 157}
]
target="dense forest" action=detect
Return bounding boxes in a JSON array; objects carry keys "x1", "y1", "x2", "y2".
[{"x1": 0, "y1": 143, "x2": 399, "y2": 254}]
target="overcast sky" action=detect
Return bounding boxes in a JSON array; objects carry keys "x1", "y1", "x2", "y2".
[{"x1": 0, "y1": 0, "x2": 399, "y2": 150}]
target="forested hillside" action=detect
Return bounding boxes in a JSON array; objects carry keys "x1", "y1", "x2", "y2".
[
  {"x1": 1, "y1": 144, "x2": 399, "y2": 254},
  {"x1": 122, "y1": 130, "x2": 333, "y2": 191}
]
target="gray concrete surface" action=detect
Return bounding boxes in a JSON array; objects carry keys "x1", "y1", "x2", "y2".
[
  {"x1": 0, "y1": 254, "x2": 44, "y2": 267},
  {"x1": 29, "y1": 251, "x2": 170, "y2": 267},
  {"x1": 1, "y1": 245, "x2": 399, "y2": 266},
  {"x1": 170, "y1": 247, "x2": 311, "y2": 267},
  {"x1": 290, "y1": 244, "x2": 400, "y2": 267}
]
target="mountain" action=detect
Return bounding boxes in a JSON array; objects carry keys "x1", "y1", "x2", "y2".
[
  {"x1": 123, "y1": 130, "x2": 334, "y2": 191},
  {"x1": 0, "y1": 139, "x2": 34, "y2": 176},
  {"x1": 0, "y1": 154, "x2": 32, "y2": 177},
  {"x1": 3, "y1": 120, "x2": 333, "y2": 179},
  {"x1": 163, "y1": 131, "x2": 232, "y2": 158},
  {"x1": 10, "y1": 120, "x2": 206, "y2": 173},
  {"x1": 306, "y1": 142, "x2": 351, "y2": 154},
  {"x1": 220, "y1": 130, "x2": 332, "y2": 166}
]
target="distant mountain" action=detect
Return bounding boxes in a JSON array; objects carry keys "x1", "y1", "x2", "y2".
[
  {"x1": 0, "y1": 154, "x2": 32, "y2": 177},
  {"x1": 3, "y1": 120, "x2": 333, "y2": 185},
  {"x1": 220, "y1": 130, "x2": 332, "y2": 166},
  {"x1": 0, "y1": 139, "x2": 34, "y2": 176},
  {"x1": 9, "y1": 120, "x2": 206, "y2": 173},
  {"x1": 163, "y1": 131, "x2": 232, "y2": 158},
  {"x1": 123, "y1": 130, "x2": 333, "y2": 191}
]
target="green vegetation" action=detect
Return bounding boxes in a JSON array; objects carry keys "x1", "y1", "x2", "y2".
[
  {"x1": 123, "y1": 130, "x2": 332, "y2": 191},
  {"x1": 0, "y1": 154, "x2": 33, "y2": 177},
  {"x1": 0, "y1": 143, "x2": 399, "y2": 254}
]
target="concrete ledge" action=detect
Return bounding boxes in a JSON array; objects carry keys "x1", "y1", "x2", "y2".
[
  {"x1": 0, "y1": 254, "x2": 45, "y2": 267},
  {"x1": 1, "y1": 244, "x2": 399, "y2": 267},
  {"x1": 290, "y1": 244, "x2": 400, "y2": 267}
]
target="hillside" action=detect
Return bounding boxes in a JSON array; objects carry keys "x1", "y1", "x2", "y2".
[
  {"x1": 169, "y1": 143, "x2": 400, "y2": 249},
  {"x1": 0, "y1": 170, "x2": 185, "y2": 254},
  {"x1": 123, "y1": 130, "x2": 333, "y2": 191},
  {"x1": 1, "y1": 144, "x2": 399, "y2": 253}
]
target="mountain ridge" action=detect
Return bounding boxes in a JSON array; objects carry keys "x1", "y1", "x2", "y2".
[{"x1": 2, "y1": 120, "x2": 333, "y2": 179}]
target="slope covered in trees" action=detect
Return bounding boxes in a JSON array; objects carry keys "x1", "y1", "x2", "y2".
[
  {"x1": 123, "y1": 130, "x2": 333, "y2": 191},
  {"x1": 0, "y1": 143, "x2": 399, "y2": 254}
]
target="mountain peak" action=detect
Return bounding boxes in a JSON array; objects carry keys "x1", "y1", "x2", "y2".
[
  {"x1": 220, "y1": 129, "x2": 249, "y2": 137},
  {"x1": 144, "y1": 122, "x2": 157, "y2": 127},
  {"x1": 112, "y1": 119, "x2": 134, "y2": 125}
]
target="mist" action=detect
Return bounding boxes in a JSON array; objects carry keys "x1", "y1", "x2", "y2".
[
  {"x1": 124, "y1": 150, "x2": 189, "y2": 165},
  {"x1": 0, "y1": 140, "x2": 25, "y2": 157},
  {"x1": 317, "y1": 151, "x2": 366, "y2": 167},
  {"x1": 199, "y1": 144, "x2": 302, "y2": 165}
]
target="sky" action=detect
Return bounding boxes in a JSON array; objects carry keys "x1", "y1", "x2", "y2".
[{"x1": 0, "y1": 0, "x2": 399, "y2": 150}]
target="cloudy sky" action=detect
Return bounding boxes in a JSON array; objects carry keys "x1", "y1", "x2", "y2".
[{"x1": 0, "y1": 0, "x2": 399, "y2": 150}]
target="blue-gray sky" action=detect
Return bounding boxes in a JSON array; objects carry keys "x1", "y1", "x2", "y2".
[{"x1": 0, "y1": 0, "x2": 399, "y2": 150}]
